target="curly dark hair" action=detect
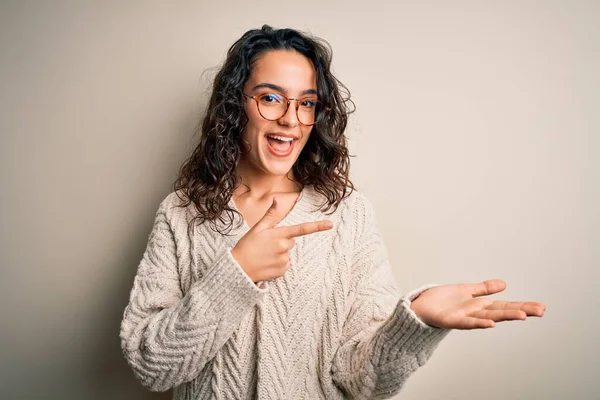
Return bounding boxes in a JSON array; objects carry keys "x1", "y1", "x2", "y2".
[{"x1": 174, "y1": 25, "x2": 355, "y2": 234}]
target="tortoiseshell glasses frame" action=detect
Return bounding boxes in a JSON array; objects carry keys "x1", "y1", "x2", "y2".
[{"x1": 243, "y1": 93, "x2": 323, "y2": 126}]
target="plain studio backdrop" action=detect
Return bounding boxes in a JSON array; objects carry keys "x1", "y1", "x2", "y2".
[{"x1": 1, "y1": 1, "x2": 598, "y2": 399}]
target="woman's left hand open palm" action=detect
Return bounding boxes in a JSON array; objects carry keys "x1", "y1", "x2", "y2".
[{"x1": 410, "y1": 279, "x2": 546, "y2": 329}]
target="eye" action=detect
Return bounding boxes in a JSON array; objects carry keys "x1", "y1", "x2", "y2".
[
  {"x1": 259, "y1": 93, "x2": 284, "y2": 104},
  {"x1": 300, "y1": 99, "x2": 318, "y2": 109}
]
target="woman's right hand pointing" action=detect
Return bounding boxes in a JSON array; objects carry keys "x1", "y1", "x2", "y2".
[{"x1": 231, "y1": 197, "x2": 333, "y2": 283}]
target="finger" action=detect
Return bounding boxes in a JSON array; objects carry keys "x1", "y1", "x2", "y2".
[
  {"x1": 277, "y1": 220, "x2": 333, "y2": 238},
  {"x1": 471, "y1": 279, "x2": 506, "y2": 298},
  {"x1": 276, "y1": 238, "x2": 296, "y2": 253},
  {"x1": 278, "y1": 253, "x2": 289, "y2": 268},
  {"x1": 471, "y1": 309, "x2": 526, "y2": 322},
  {"x1": 486, "y1": 301, "x2": 546, "y2": 317},
  {"x1": 527, "y1": 302, "x2": 547, "y2": 316},
  {"x1": 454, "y1": 316, "x2": 495, "y2": 330},
  {"x1": 521, "y1": 301, "x2": 546, "y2": 315},
  {"x1": 280, "y1": 259, "x2": 290, "y2": 274},
  {"x1": 253, "y1": 197, "x2": 283, "y2": 232}
]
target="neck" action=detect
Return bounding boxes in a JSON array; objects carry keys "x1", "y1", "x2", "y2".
[{"x1": 234, "y1": 160, "x2": 301, "y2": 200}]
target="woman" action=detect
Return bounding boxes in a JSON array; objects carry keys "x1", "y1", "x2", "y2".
[{"x1": 120, "y1": 25, "x2": 546, "y2": 399}]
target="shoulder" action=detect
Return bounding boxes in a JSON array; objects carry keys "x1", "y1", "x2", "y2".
[
  {"x1": 156, "y1": 190, "x2": 190, "y2": 213},
  {"x1": 153, "y1": 190, "x2": 239, "y2": 235},
  {"x1": 152, "y1": 190, "x2": 197, "y2": 230},
  {"x1": 336, "y1": 188, "x2": 377, "y2": 221},
  {"x1": 344, "y1": 188, "x2": 374, "y2": 209}
]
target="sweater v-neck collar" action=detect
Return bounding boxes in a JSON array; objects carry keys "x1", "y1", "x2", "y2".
[{"x1": 222, "y1": 185, "x2": 323, "y2": 247}]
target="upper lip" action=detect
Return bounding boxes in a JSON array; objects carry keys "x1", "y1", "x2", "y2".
[{"x1": 265, "y1": 132, "x2": 298, "y2": 140}]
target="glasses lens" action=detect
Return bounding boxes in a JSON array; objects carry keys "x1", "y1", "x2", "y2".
[
  {"x1": 257, "y1": 93, "x2": 321, "y2": 125},
  {"x1": 297, "y1": 98, "x2": 320, "y2": 125},
  {"x1": 257, "y1": 93, "x2": 287, "y2": 120}
]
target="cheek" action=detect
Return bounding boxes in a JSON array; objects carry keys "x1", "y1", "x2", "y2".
[
  {"x1": 242, "y1": 114, "x2": 266, "y2": 142},
  {"x1": 300, "y1": 126, "x2": 313, "y2": 145},
  {"x1": 245, "y1": 101, "x2": 260, "y2": 122}
]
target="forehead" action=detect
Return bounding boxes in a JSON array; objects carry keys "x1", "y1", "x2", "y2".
[{"x1": 246, "y1": 50, "x2": 317, "y2": 92}]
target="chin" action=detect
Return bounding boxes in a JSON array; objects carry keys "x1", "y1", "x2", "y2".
[
  {"x1": 262, "y1": 160, "x2": 296, "y2": 177},
  {"x1": 256, "y1": 147, "x2": 302, "y2": 177}
]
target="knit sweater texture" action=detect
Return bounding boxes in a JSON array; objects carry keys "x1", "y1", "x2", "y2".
[{"x1": 120, "y1": 186, "x2": 449, "y2": 399}]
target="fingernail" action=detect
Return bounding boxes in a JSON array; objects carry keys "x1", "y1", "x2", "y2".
[{"x1": 325, "y1": 221, "x2": 333, "y2": 229}]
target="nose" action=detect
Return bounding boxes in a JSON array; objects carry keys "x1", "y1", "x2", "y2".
[{"x1": 277, "y1": 100, "x2": 299, "y2": 128}]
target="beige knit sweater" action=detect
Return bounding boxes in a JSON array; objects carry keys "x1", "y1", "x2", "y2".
[{"x1": 120, "y1": 186, "x2": 449, "y2": 399}]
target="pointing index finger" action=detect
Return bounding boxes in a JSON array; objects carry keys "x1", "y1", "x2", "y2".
[{"x1": 277, "y1": 220, "x2": 333, "y2": 238}]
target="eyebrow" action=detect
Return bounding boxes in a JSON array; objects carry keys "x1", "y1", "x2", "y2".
[{"x1": 251, "y1": 83, "x2": 318, "y2": 97}]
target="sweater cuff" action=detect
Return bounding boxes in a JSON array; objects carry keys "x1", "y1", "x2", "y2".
[
  {"x1": 183, "y1": 248, "x2": 269, "y2": 320},
  {"x1": 375, "y1": 287, "x2": 450, "y2": 365},
  {"x1": 405, "y1": 283, "x2": 440, "y2": 302}
]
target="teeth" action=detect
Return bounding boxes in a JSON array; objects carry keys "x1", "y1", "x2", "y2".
[{"x1": 267, "y1": 135, "x2": 294, "y2": 142}]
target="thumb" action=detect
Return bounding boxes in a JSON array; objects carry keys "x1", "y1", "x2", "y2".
[
  {"x1": 471, "y1": 279, "x2": 506, "y2": 298},
  {"x1": 253, "y1": 197, "x2": 282, "y2": 232}
]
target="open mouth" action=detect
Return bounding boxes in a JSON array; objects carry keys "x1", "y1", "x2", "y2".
[{"x1": 265, "y1": 134, "x2": 295, "y2": 156}]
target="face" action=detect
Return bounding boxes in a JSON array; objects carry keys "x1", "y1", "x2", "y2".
[{"x1": 240, "y1": 50, "x2": 317, "y2": 179}]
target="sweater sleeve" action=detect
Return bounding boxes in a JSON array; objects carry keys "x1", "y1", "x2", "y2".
[
  {"x1": 119, "y1": 195, "x2": 267, "y2": 392},
  {"x1": 331, "y1": 194, "x2": 450, "y2": 399}
]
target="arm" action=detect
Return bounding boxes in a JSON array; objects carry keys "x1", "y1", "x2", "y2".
[
  {"x1": 331, "y1": 195, "x2": 449, "y2": 399},
  {"x1": 119, "y1": 195, "x2": 267, "y2": 391}
]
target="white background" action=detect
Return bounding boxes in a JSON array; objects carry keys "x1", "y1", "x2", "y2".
[{"x1": 1, "y1": 1, "x2": 598, "y2": 399}]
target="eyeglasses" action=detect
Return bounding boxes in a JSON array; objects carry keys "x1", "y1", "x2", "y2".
[{"x1": 243, "y1": 93, "x2": 322, "y2": 126}]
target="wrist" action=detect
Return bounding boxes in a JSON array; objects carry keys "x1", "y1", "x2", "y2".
[
  {"x1": 230, "y1": 247, "x2": 255, "y2": 282},
  {"x1": 409, "y1": 289, "x2": 432, "y2": 324}
]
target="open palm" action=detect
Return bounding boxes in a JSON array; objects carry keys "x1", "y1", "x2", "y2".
[{"x1": 410, "y1": 279, "x2": 546, "y2": 329}]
